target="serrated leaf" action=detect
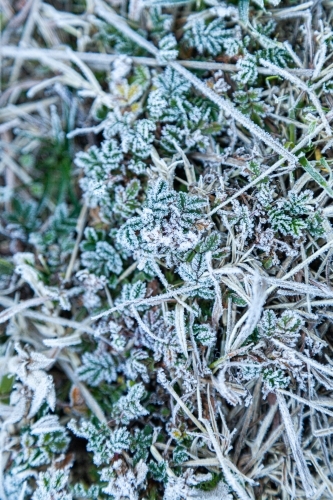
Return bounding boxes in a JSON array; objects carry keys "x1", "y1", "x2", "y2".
[
  {"x1": 193, "y1": 323, "x2": 216, "y2": 347},
  {"x1": 149, "y1": 460, "x2": 168, "y2": 483},
  {"x1": 173, "y1": 445, "x2": 188, "y2": 464},
  {"x1": 197, "y1": 232, "x2": 221, "y2": 253},
  {"x1": 78, "y1": 350, "x2": 117, "y2": 386}
]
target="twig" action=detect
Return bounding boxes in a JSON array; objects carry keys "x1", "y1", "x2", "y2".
[
  {"x1": 59, "y1": 360, "x2": 107, "y2": 423},
  {"x1": 64, "y1": 204, "x2": 88, "y2": 282},
  {"x1": 0, "y1": 45, "x2": 315, "y2": 75}
]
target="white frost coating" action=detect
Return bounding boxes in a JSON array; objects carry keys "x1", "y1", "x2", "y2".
[
  {"x1": 259, "y1": 58, "x2": 331, "y2": 135},
  {"x1": 228, "y1": 273, "x2": 266, "y2": 351},
  {"x1": 95, "y1": 2, "x2": 298, "y2": 164},
  {"x1": 276, "y1": 392, "x2": 315, "y2": 497},
  {"x1": 8, "y1": 344, "x2": 56, "y2": 418}
]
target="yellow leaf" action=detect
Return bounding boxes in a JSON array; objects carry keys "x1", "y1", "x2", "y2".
[{"x1": 315, "y1": 148, "x2": 322, "y2": 161}]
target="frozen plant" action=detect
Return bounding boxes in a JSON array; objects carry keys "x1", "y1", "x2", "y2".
[{"x1": 2, "y1": 0, "x2": 333, "y2": 498}]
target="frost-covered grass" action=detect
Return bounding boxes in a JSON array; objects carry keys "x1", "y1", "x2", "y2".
[{"x1": 1, "y1": 0, "x2": 333, "y2": 498}]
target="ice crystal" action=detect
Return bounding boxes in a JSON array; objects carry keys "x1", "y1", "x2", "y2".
[
  {"x1": 8, "y1": 344, "x2": 55, "y2": 418},
  {"x1": 3, "y1": 0, "x2": 333, "y2": 498},
  {"x1": 78, "y1": 348, "x2": 117, "y2": 386},
  {"x1": 184, "y1": 19, "x2": 231, "y2": 56}
]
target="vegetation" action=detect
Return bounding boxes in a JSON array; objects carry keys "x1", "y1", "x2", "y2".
[{"x1": 1, "y1": 0, "x2": 333, "y2": 498}]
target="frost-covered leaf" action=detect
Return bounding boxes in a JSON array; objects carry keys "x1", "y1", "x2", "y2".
[
  {"x1": 8, "y1": 344, "x2": 56, "y2": 418},
  {"x1": 31, "y1": 415, "x2": 65, "y2": 435},
  {"x1": 173, "y1": 445, "x2": 188, "y2": 464},
  {"x1": 193, "y1": 323, "x2": 216, "y2": 347},
  {"x1": 117, "y1": 178, "x2": 206, "y2": 265},
  {"x1": 130, "y1": 425, "x2": 153, "y2": 464},
  {"x1": 68, "y1": 419, "x2": 130, "y2": 466},
  {"x1": 196, "y1": 232, "x2": 221, "y2": 254},
  {"x1": 148, "y1": 460, "x2": 168, "y2": 483},
  {"x1": 158, "y1": 34, "x2": 178, "y2": 63},
  {"x1": 112, "y1": 383, "x2": 149, "y2": 424},
  {"x1": 234, "y1": 53, "x2": 258, "y2": 84},
  {"x1": 118, "y1": 281, "x2": 147, "y2": 306},
  {"x1": 239, "y1": 0, "x2": 249, "y2": 25},
  {"x1": 32, "y1": 465, "x2": 73, "y2": 500},
  {"x1": 114, "y1": 179, "x2": 141, "y2": 218},
  {"x1": 78, "y1": 349, "x2": 117, "y2": 386},
  {"x1": 81, "y1": 228, "x2": 123, "y2": 277},
  {"x1": 299, "y1": 156, "x2": 333, "y2": 199},
  {"x1": 184, "y1": 19, "x2": 230, "y2": 56},
  {"x1": 123, "y1": 350, "x2": 149, "y2": 383}
]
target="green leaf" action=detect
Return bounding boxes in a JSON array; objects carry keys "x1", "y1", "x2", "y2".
[
  {"x1": 173, "y1": 445, "x2": 188, "y2": 464},
  {"x1": 0, "y1": 258, "x2": 14, "y2": 275},
  {"x1": 130, "y1": 425, "x2": 153, "y2": 464},
  {"x1": 130, "y1": 281, "x2": 146, "y2": 300},
  {"x1": 289, "y1": 218, "x2": 307, "y2": 237},
  {"x1": 0, "y1": 374, "x2": 14, "y2": 394},
  {"x1": 202, "y1": 123, "x2": 223, "y2": 135},
  {"x1": 197, "y1": 232, "x2": 221, "y2": 254},
  {"x1": 193, "y1": 324, "x2": 216, "y2": 347},
  {"x1": 148, "y1": 460, "x2": 168, "y2": 483},
  {"x1": 299, "y1": 156, "x2": 333, "y2": 198},
  {"x1": 126, "y1": 179, "x2": 140, "y2": 199},
  {"x1": 227, "y1": 290, "x2": 247, "y2": 307},
  {"x1": 198, "y1": 472, "x2": 223, "y2": 492}
]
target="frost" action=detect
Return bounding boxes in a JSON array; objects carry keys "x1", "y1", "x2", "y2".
[
  {"x1": 3, "y1": 0, "x2": 333, "y2": 498},
  {"x1": 184, "y1": 19, "x2": 232, "y2": 56},
  {"x1": 99, "y1": 458, "x2": 148, "y2": 499},
  {"x1": 76, "y1": 270, "x2": 107, "y2": 310},
  {"x1": 157, "y1": 34, "x2": 178, "y2": 63},
  {"x1": 229, "y1": 200, "x2": 254, "y2": 241},
  {"x1": 117, "y1": 178, "x2": 207, "y2": 266},
  {"x1": 32, "y1": 465, "x2": 72, "y2": 500},
  {"x1": 123, "y1": 350, "x2": 149, "y2": 383},
  {"x1": 8, "y1": 344, "x2": 55, "y2": 418},
  {"x1": 193, "y1": 323, "x2": 216, "y2": 347},
  {"x1": 234, "y1": 53, "x2": 258, "y2": 85},
  {"x1": 68, "y1": 420, "x2": 131, "y2": 466},
  {"x1": 112, "y1": 383, "x2": 149, "y2": 424},
  {"x1": 78, "y1": 348, "x2": 117, "y2": 386},
  {"x1": 31, "y1": 415, "x2": 66, "y2": 435},
  {"x1": 80, "y1": 228, "x2": 123, "y2": 277}
]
